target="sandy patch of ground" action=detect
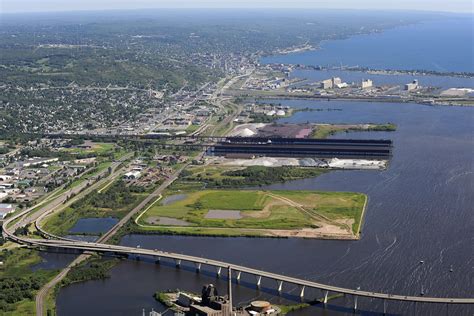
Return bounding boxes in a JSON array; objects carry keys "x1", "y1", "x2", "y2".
[
  {"x1": 261, "y1": 225, "x2": 356, "y2": 239},
  {"x1": 440, "y1": 88, "x2": 474, "y2": 96},
  {"x1": 205, "y1": 210, "x2": 242, "y2": 219},
  {"x1": 335, "y1": 218, "x2": 355, "y2": 227}
]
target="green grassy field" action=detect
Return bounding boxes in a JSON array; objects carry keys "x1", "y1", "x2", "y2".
[
  {"x1": 275, "y1": 191, "x2": 367, "y2": 234},
  {"x1": 60, "y1": 142, "x2": 115, "y2": 156},
  {"x1": 139, "y1": 189, "x2": 366, "y2": 236}
]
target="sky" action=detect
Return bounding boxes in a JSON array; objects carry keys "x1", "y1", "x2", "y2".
[{"x1": 1, "y1": 0, "x2": 472, "y2": 13}]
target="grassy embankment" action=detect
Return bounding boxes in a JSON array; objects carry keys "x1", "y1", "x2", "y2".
[
  {"x1": 137, "y1": 188, "x2": 366, "y2": 237},
  {"x1": 312, "y1": 123, "x2": 396, "y2": 139},
  {"x1": 0, "y1": 248, "x2": 57, "y2": 315}
]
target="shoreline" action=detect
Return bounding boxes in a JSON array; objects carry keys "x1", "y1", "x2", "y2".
[
  {"x1": 355, "y1": 194, "x2": 368, "y2": 238},
  {"x1": 286, "y1": 64, "x2": 474, "y2": 79},
  {"x1": 243, "y1": 93, "x2": 474, "y2": 107},
  {"x1": 129, "y1": 227, "x2": 360, "y2": 240}
]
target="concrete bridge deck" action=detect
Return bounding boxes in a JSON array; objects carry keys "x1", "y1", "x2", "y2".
[{"x1": 5, "y1": 233, "x2": 473, "y2": 305}]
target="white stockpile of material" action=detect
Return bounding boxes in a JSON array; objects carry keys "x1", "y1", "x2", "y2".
[
  {"x1": 328, "y1": 158, "x2": 387, "y2": 169},
  {"x1": 240, "y1": 128, "x2": 256, "y2": 137}
]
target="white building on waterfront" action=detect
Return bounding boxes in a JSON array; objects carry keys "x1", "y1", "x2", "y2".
[
  {"x1": 361, "y1": 79, "x2": 373, "y2": 89},
  {"x1": 405, "y1": 79, "x2": 419, "y2": 91}
]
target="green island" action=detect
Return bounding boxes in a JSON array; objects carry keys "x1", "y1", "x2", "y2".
[
  {"x1": 137, "y1": 189, "x2": 366, "y2": 239},
  {"x1": 60, "y1": 257, "x2": 118, "y2": 287},
  {"x1": 311, "y1": 123, "x2": 396, "y2": 139}
]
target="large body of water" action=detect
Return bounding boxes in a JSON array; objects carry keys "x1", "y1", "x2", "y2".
[
  {"x1": 262, "y1": 17, "x2": 474, "y2": 73},
  {"x1": 54, "y1": 100, "x2": 474, "y2": 315}
]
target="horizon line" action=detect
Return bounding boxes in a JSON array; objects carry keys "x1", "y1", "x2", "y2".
[{"x1": 1, "y1": 7, "x2": 473, "y2": 15}]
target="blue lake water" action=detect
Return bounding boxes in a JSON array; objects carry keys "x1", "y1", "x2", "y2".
[
  {"x1": 262, "y1": 17, "x2": 474, "y2": 73},
  {"x1": 68, "y1": 217, "x2": 118, "y2": 234},
  {"x1": 31, "y1": 252, "x2": 76, "y2": 272}
]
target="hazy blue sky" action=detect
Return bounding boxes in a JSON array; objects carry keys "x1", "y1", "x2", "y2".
[{"x1": 1, "y1": 0, "x2": 473, "y2": 13}]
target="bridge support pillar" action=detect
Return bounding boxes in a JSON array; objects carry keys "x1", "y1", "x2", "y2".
[
  {"x1": 256, "y1": 276, "x2": 262, "y2": 288},
  {"x1": 195, "y1": 263, "x2": 201, "y2": 273},
  {"x1": 353, "y1": 295, "x2": 358, "y2": 313},
  {"x1": 236, "y1": 271, "x2": 241, "y2": 283},
  {"x1": 277, "y1": 281, "x2": 283, "y2": 294},
  {"x1": 175, "y1": 259, "x2": 181, "y2": 268},
  {"x1": 300, "y1": 286, "x2": 305, "y2": 299},
  {"x1": 155, "y1": 257, "x2": 160, "y2": 264},
  {"x1": 216, "y1": 267, "x2": 222, "y2": 278},
  {"x1": 383, "y1": 299, "x2": 387, "y2": 315},
  {"x1": 323, "y1": 291, "x2": 329, "y2": 305}
]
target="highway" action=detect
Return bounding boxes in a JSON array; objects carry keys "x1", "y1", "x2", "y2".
[
  {"x1": 8, "y1": 153, "x2": 132, "y2": 235},
  {"x1": 3, "y1": 153, "x2": 132, "y2": 315}
]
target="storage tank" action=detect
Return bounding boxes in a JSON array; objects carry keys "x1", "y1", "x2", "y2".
[{"x1": 250, "y1": 300, "x2": 272, "y2": 312}]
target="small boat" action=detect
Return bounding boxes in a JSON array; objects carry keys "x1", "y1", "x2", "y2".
[
  {"x1": 419, "y1": 260, "x2": 424, "y2": 264},
  {"x1": 420, "y1": 285, "x2": 425, "y2": 296},
  {"x1": 449, "y1": 265, "x2": 453, "y2": 272}
]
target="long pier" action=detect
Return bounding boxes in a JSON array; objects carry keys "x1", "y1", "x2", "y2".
[
  {"x1": 42, "y1": 132, "x2": 392, "y2": 144},
  {"x1": 42, "y1": 133, "x2": 393, "y2": 159}
]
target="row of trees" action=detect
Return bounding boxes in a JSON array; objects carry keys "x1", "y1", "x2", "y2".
[
  {"x1": 183, "y1": 166, "x2": 326, "y2": 188},
  {"x1": 0, "y1": 276, "x2": 45, "y2": 311},
  {"x1": 71, "y1": 180, "x2": 136, "y2": 210}
]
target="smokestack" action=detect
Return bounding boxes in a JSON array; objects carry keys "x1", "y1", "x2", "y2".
[{"x1": 228, "y1": 266, "x2": 233, "y2": 316}]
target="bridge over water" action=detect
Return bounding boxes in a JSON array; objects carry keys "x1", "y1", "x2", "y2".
[{"x1": 3, "y1": 226, "x2": 473, "y2": 314}]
